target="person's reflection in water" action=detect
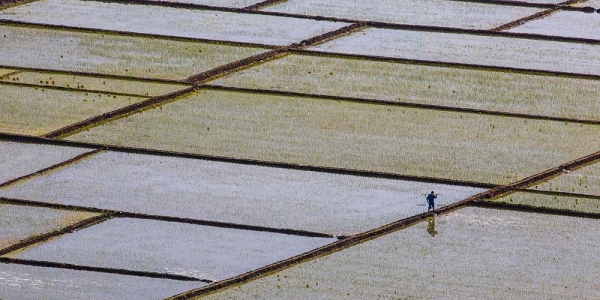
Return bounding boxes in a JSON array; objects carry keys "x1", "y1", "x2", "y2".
[{"x1": 427, "y1": 216, "x2": 438, "y2": 237}]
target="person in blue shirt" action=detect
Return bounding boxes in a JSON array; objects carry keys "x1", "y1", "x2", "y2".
[{"x1": 426, "y1": 191, "x2": 437, "y2": 212}]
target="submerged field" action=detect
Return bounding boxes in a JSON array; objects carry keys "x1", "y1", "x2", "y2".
[
  {"x1": 310, "y1": 27, "x2": 600, "y2": 75},
  {"x1": 509, "y1": 11, "x2": 600, "y2": 40},
  {"x1": 66, "y1": 89, "x2": 600, "y2": 185},
  {"x1": 0, "y1": 0, "x2": 348, "y2": 45},
  {"x1": 0, "y1": 151, "x2": 484, "y2": 235},
  {"x1": 213, "y1": 54, "x2": 600, "y2": 121},
  {"x1": 262, "y1": 0, "x2": 541, "y2": 29},
  {"x1": 2, "y1": 0, "x2": 599, "y2": 298},
  {"x1": 490, "y1": 192, "x2": 600, "y2": 214},
  {"x1": 10, "y1": 218, "x2": 334, "y2": 281},
  {"x1": 202, "y1": 207, "x2": 600, "y2": 300},
  {"x1": 0, "y1": 85, "x2": 146, "y2": 135},
  {"x1": 0, "y1": 204, "x2": 97, "y2": 249},
  {"x1": 0, "y1": 25, "x2": 266, "y2": 80},
  {"x1": 0, "y1": 71, "x2": 190, "y2": 97},
  {"x1": 0, "y1": 262, "x2": 204, "y2": 300},
  {"x1": 0, "y1": 141, "x2": 88, "y2": 183}
]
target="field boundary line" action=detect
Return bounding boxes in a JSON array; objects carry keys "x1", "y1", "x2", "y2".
[
  {"x1": 0, "y1": 0, "x2": 38, "y2": 10},
  {"x1": 521, "y1": 189, "x2": 600, "y2": 200},
  {"x1": 0, "y1": 197, "x2": 335, "y2": 238},
  {"x1": 0, "y1": 148, "x2": 104, "y2": 189},
  {"x1": 0, "y1": 65, "x2": 193, "y2": 85},
  {"x1": 0, "y1": 81, "x2": 152, "y2": 98},
  {"x1": 167, "y1": 149, "x2": 600, "y2": 299},
  {"x1": 42, "y1": 86, "x2": 199, "y2": 139},
  {"x1": 0, "y1": 257, "x2": 210, "y2": 282},
  {"x1": 202, "y1": 84, "x2": 600, "y2": 125},
  {"x1": 184, "y1": 23, "x2": 366, "y2": 84},
  {"x1": 0, "y1": 213, "x2": 113, "y2": 256},
  {"x1": 471, "y1": 201, "x2": 600, "y2": 219},
  {"x1": 0, "y1": 70, "x2": 21, "y2": 78},
  {"x1": 244, "y1": 0, "x2": 287, "y2": 10},
  {"x1": 291, "y1": 49, "x2": 600, "y2": 81},
  {"x1": 184, "y1": 48, "x2": 291, "y2": 84},
  {"x1": 4, "y1": 133, "x2": 600, "y2": 199},
  {"x1": 44, "y1": 0, "x2": 600, "y2": 45},
  {"x1": 491, "y1": 0, "x2": 586, "y2": 31},
  {"x1": 298, "y1": 22, "x2": 367, "y2": 47},
  {"x1": 0, "y1": 19, "x2": 278, "y2": 49}
]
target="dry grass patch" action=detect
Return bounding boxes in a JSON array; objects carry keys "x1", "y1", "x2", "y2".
[
  {"x1": 67, "y1": 90, "x2": 600, "y2": 184},
  {"x1": 0, "y1": 85, "x2": 146, "y2": 136}
]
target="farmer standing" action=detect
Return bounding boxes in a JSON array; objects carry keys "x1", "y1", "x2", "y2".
[{"x1": 426, "y1": 191, "x2": 437, "y2": 212}]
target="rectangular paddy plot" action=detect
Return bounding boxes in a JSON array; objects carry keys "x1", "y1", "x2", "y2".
[
  {"x1": 0, "y1": 263, "x2": 203, "y2": 300},
  {"x1": 310, "y1": 27, "x2": 600, "y2": 75},
  {"x1": 489, "y1": 192, "x2": 600, "y2": 214},
  {"x1": 202, "y1": 207, "x2": 600, "y2": 300},
  {"x1": 0, "y1": 151, "x2": 484, "y2": 235},
  {"x1": 0, "y1": 0, "x2": 348, "y2": 45},
  {"x1": 262, "y1": 0, "x2": 541, "y2": 29},
  {"x1": 145, "y1": 0, "x2": 261, "y2": 7},
  {"x1": 0, "y1": 85, "x2": 146, "y2": 136},
  {"x1": 9, "y1": 218, "x2": 334, "y2": 281},
  {"x1": 509, "y1": 11, "x2": 600, "y2": 40},
  {"x1": 0, "y1": 141, "x2": 89, "y2": 184},
  {"x1": 0, "y1": 203, "x2": 97, "y2": 250},
  {"x1": 0, "y1": 25, "x2": 265, "y2": 80},
  {"x1": 65, "y1": 89, "x2": 600, "y2": 185},
  {"x1": 213, "y1": 54, "x2": 600, "y2": 121},
  {"x1": 0, "y1": 71, "x2": 190, "y2": 97},
  {"x1": 530, "y1": 160, "x2": 600, "y2": 196}
]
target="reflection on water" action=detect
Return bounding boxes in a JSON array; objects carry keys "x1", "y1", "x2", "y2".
[{"x1": 427, "y1": 216, "x2": 438, "y2": 237}]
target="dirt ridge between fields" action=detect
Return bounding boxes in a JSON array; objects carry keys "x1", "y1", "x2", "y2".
[
  {"x1": 0, "y1": 149, "x2": 105, "y2": 189},
  {"x1": 202, "y1": 84, "x2": 600, "y2": 125},
  {"x1": 0, "y1": 257, "x2": 211, "y2": 282},
  {"x1": 0, "y1": 197, "x2": 335, "y2": 238},
  {"x1": 0, "y1": 213, "x2": 113, "y2": 256},
  {"x1": 167, "y1": 149, "x2": 600, "y2": 299}
]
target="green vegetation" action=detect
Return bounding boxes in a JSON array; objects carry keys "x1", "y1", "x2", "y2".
[{"x1": 0, "y1": 85, "x2": 146, "y2": 135}]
